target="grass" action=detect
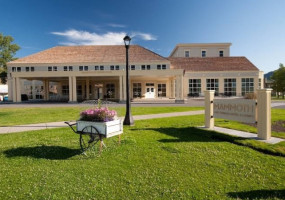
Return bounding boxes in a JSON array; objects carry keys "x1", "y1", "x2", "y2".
[
  {"x1": 0, "y1": 106, "x2": 203, "y2": 126},
  {"x1": 272, "y1": 97, "x2": 285, "y2": 101},
  {"x1": 0, "y1": 115, "x2": 285, "y2": 199},
  {"x1": 215, "y1": 108, "x2": 285, "y2": 139}
]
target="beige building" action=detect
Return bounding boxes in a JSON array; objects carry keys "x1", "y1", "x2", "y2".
[{"x1": 7, "y1": 43, "x2": 263, "y2": 103}]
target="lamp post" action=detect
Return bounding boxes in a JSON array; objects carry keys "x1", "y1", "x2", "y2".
[{"x1": 123, "y1": 35, "x2": 134, "y2": 125}]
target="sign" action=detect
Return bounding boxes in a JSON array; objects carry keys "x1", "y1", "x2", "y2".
[{"x1": 213, "y1": 99, "x2": 256, "y2": 123}]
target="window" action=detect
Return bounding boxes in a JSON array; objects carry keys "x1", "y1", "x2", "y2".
[
  {"x1": 110, "y1": 65, "x2": 114, "y2": 70},
  {"x1": 131, "y1": 65, "x2": 135, "y2": 70},
  {"x1": 62, "y1": 85, "x2": 69, "y2": 95},
  {"x1": 146, "y1": 83, "x2": 154, "y2": 86},
  {"x1": 64, "y1": 66, "x2": 68, "y2": 71},
  {"x1": 189, "y1": 79, "x2": 201, "y2": 97},
  {"x1": 26, "y1": 67, "x2": 30, "y2": 72},
  {"x1": 95, "y1": 66, "x2": 99, "y2": 70},
  {"x1": 185, "y1": 50, "x2": 190, "y2": 57},
  {"x1": 106, "y1": 83, "x2": 115, "y2": 98},
  {"x1": 242, "y1": 78, "x2": 254, "y2": 96},
  {"x1": 157, "y1": 65, "x2": 161, "y2": 70},
  {"x1": 79, "y1": 66, "x2": 88, "y2": 71},
  {"x1": 68, "y1": 66, "x2": 73, "y2": 71},
  {"x1": 31, "y1": 67, "x2": 35, "y2": 72},
  {"x1": 259, "y1": 78, "x2": 262, "y2": 89},
  {"x1": 202, "y1": 50, "x2": 206, "y2": 57},
  {"x1": 224, "y1": 79, "x2": 236, "y2": 96},
  {"x1": 12, "y1": 67, "x2": 16, "y2": 72},
  {"x1": 100, "y1": 66, "x2": 104, "y2": 70},
  {"x1": 141, "y1": 65, "x2": 145, "y2": 70},
  {"x1": 116, "y1": 65, "x2": 120, "y2": 70},
  {"x1": 17, "y1": 67, "x2": 21, "y2": 72},
  {"x1": 84, "y1": 66, "x2": 88, "y2": 71},
  {"x1": 206, "y1": 79, "x2": 219, "y2": 96},
  {"x1": 219, "y1": 50, "x2": 224, "y2": 57},
  {"x1": 162, "y1": 64, "x2": 166, "y2": 70},
  {"x1": 53, "y1": 66, "x2": 57, "y2": 71},
  {"x1": 158, "y1": 84, "x2": 166, "y2": 97},
  {"x1": 48, "y1": 66, "x2": 52, "y2": 71},
  {"x1": 79, "y1": 66, "x2": 83, "y2": 71},
  {"x1": 133, "y1": 83, "x2": 142, "y2": 98},
  {"x1": 147, "y1": 65, "x2": 151, "y2": 70}
]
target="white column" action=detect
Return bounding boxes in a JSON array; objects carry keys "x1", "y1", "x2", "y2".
[
  {"x1": 68, "y1": 76, "x2": 73, "y2": 102},
  {"x1": 219, "y1": 78, "x2": 224, "y2": 95},
  {"x1": 257, "y1": 89, "x2": 272, "y2": 140},
  {"x1": 8, "y1": 79, "x2": 13, "y2": 101},
  {"x1": 204, "y1": 90, "x2": 215, "y2": 129},
  {"x1": 172, "y1": 78, "x2": 175, "y2": 98},
  {"x1": 86, "y1": 79, "x2": 90, "y2": 100},
  {"x1": 236, "y1": 78, "x2": 242, "y2": 96},
  {"x1": 72, "y1": 76, "x2": 77, "y2": 102},
  {"x1": 119, "y1": 76, "x2": 123, "y2": 101},
  {"x1": 12, "y1": 78, "x2": 17, "y2": 102},
  {"x1": 44, "y1": 80, "x2": 49, "y2": 101},
  {"x1": 122, "y1": 75, "x2": 126, "y2": 101},
  {"x1": 175, "y1": 75, "x2": 184, "y2": 103},
  {"x1": 16, "y1": 77, "x2": 21, "y2": 102}
]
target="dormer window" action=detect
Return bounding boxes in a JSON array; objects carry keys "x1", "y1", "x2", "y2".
[
  {"x1": 131, "y1": 65, "x2": 135, "y2": 70},
  {"x1": 100, "y1": 66, "x2": 104, "y2": 70},
  {"x1": 79, "y1": 66, "x2": 83, "y2": 71},
  {"x1": 162, "y1": 64, "x2": 166, "y2": 70},
  {"x1": 141, "y1": 65, "x2": 145, "y2": 70},
  {"x1": 48, "y1": 66, "x2": 52, "y2": 71},
  {"x1": 219, "y1": 50, "x2": 224, "y2": 57},
  {"x1": 147, "y1": 65, "x2": 151, "y2": 70},
  {"x1": 64, "y1": 66, "x2": 68, "y2": 71},
  {"x1": 95, "y1": 66, "x2": 99, "y2": 70},
  {"x1": 69, "y1": 66, "x2": 73, "y2": 71},
  {"x1": 26, "y1": 67, "x2": 30, "y2": 72},
  {"x1": 31, "y1": 67, "x2": 35, "y2": 72},
  {"x1": 157, "y1": 65, "x2": 161, "y2": 70},
  {"x1": 53, "y1": 66, "x2": 57, "y2": 71},
  {"x1": 110, "y1": 65, "x2": 114, "y2": 70},
  {"x1": 116, "y1": 65, "x2": 120, "y2": 70},
  {"x1": 84, "y1": 66, "x2": 88, "y2": 71},
  {"x1": 202, "y1": 50, "x2": 206, "y2": 57},
  {"x1": 185, "y1": 50, "x2": 190, "y2": 57}
]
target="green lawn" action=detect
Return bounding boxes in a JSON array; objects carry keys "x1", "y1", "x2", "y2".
[
  {"x1": 0, "y1": 115, "x2": 285, "y2": 199},
  {"x1": 0, "y1": 106, "x2": 203, "y2": 126}
]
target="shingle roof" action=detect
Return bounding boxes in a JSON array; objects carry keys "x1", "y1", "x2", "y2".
[
  {"x1": 9, "y1": 45, "x2": 168, "y2": 64},
  {"x1": 168, "y1": 57, "x2": 259, "y2": 71}
]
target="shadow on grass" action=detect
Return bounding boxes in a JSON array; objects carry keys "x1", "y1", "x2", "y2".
[
  {"x1": 131, "y1": 127, "x2": 285, "y2": 157},
  {"x1": 228, "y1": 189, "x2": 285, "y2": 199},
  {"x1": 4, "y1": 145, "x2": 81, "y2": 160},
  {"x1": 130, "y1": 127, "x2": 218, "y2": 143}
]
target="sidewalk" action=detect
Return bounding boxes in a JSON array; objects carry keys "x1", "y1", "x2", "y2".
[
  {"x1": 0, "y1": 110, "x2": 284, "y2": 145},
  {"x1": 0, "y1": 110, "x2": 204, "y2": 134}
]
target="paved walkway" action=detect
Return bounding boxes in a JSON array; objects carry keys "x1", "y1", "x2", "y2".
[
  {"x1": 0, "y1": 110, "x2": 204, "y2": 134},
  {"x1": 0, "y1": 109, "x2": 284, "y2": 144}
]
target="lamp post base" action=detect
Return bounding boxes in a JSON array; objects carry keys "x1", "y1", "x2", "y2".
[{"x1": 123, "y1": 114, "x2": 134, "y2": 126}]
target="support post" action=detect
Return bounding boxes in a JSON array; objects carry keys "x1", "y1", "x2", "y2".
[
  {"x1": 119, "y1": 76, "x2": 124, "y2": 102},
  {"x1": 16, "y1": 77, "x2": 21, "y2": 102},
  {"x1": 72, "y1": 76, "x2": 77, "y2": 102},
  {"x1": 257, "y1": 89, "x2": 272, "y2": 140},
  {"x1": 205, "y1": 90, "x2": 215, "y2": 129},
  {"x1": 86, "y1": 79, "x2": 90, "y2": 100},
  {"x1": 68, "y1": 76, "x2": 73, "y2": 102}
]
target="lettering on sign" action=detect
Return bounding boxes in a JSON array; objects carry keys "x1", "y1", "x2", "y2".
[{"x1": 213, "y1": 99, "x2": 256, "y2": 123}]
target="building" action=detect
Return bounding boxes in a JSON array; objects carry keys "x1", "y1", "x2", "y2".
[{"x1": 7, "y1": 43, "x2": 263, "y2": 103}]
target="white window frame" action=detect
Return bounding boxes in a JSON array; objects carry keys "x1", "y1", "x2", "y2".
[
  {"x1": 219, "y1": 49, "x2": 224, "y2": 57},
  {"x1": 184, "y1": 50, "x2": 190, "y2": 57},
  {"x1": 201, "y1": 50, "x2": 207, "y2": 58}
]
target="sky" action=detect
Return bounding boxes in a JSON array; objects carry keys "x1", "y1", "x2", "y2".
[{"x1": 1, "y1": 0, "x2": 284, "y2": 73}]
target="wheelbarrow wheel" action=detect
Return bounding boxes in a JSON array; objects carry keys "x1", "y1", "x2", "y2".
[{"x1": 80, "y1": 126, "x2": 100, "y2": 152}]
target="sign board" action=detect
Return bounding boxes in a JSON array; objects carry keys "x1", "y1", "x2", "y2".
[{"x1": 213, "y1": 99, "x2": 256, "y2": 123}]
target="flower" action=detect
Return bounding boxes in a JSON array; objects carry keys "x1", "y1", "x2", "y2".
[{"x1": 79, "y1": 107, "x2": 117, "y2": 122}]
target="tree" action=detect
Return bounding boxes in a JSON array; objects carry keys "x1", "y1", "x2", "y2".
[
  {"x1": 271, "y1": 63, "x2": 285, "y2": 99},
  {"x1": 0, "y1": 33, "x2": 20, "y2": 84}
]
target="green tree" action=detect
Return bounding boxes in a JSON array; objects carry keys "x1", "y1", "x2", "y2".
[
  {"x1": 0, "y1": 33, "x2": 20, "y2": 84},
  {"x1": 271, "y1": 63, "x2": 285, "y2": 99}
]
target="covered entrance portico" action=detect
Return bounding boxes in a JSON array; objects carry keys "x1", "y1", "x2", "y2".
[{"x1": 8, "y1": 69, "x2": 185, "y2": 103}]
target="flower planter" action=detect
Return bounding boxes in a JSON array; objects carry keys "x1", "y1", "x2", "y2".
[{"x1": 76, "y1": 119, "x2": 123, "y2": 138}]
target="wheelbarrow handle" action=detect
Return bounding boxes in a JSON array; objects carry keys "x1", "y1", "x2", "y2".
[{"x1": 64, "y1": 121, "x2": 77, "y2": 133}]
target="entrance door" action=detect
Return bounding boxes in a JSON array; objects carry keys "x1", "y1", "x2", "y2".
[
  {"x1": 145, "y1": 87, "x2": 155, "y2": 98},
  {"x1": 94, "y1": 84, "x2": 103, "y2": 99}
]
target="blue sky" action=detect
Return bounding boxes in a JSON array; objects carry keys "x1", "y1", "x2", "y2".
[{"x1": 1, "y1": 0, "x2": 284, "y2": 73}]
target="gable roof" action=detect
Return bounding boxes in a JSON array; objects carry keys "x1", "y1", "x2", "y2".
[
  {"x1": 9, "y1": 45, "x2": 168, "y2": 64},
  {"x1": 169, "y1": 57, "x2": 259, "y2": 72}
]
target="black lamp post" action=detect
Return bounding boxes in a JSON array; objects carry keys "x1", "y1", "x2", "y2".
[{"x1": 123, "y1": 35, "x2": 134, "y2": 125}]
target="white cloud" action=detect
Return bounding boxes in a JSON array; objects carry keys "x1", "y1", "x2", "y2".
[
  {"x1": 107, "y1": 23, "x2": 126, "y2": 28},
  {"x1": 131, "y1": 32, "x2": 157, "y2": 41},
  {"x1": 51, "y1": 29, "x2": 157, "y2": 46}
]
